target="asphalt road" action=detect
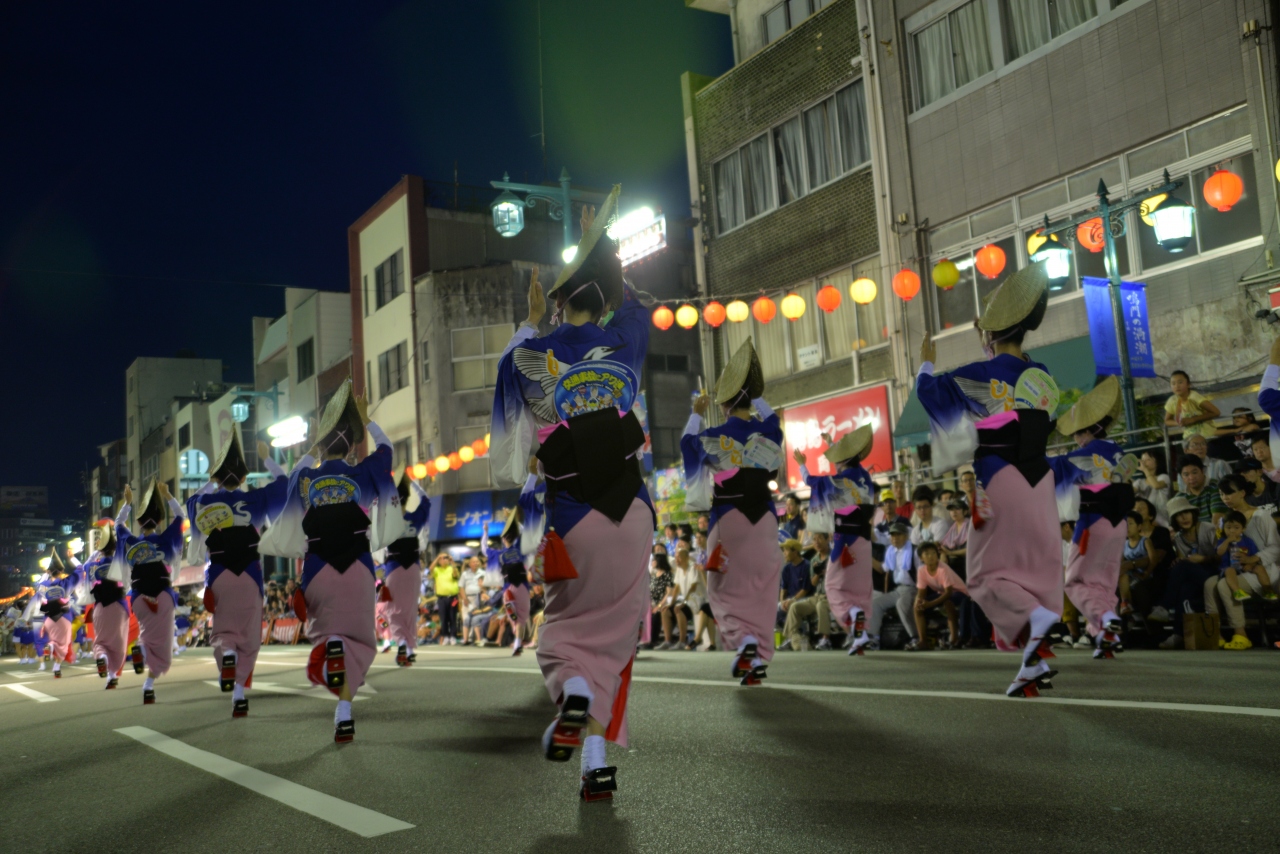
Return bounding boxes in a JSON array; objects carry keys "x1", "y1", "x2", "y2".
[{"x1": 2, "y1": 643, "x2": 1278, "y2": 854}]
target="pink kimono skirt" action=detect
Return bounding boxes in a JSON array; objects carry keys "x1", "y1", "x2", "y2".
[
  {"x1": 209, "y1": 569, "x2": 264, "y2": 687},
  {"x1": 503, "y1": 583, "x2": 531, "y2": 628},
  {"x1": 41, "y1": 616, "x2": 74, "y2": 663},
  {"x1": 383, "y1": 564, "x2": 423, "y2": 652},
  {"x1": 967, "y1": 465, "x2": 1063, "y2": 647},
  {"x1": 92, "y1": 599, "x2": 129, "y2": 677},
  {"x1": 705, "y1": 508, "x2": 784, "y2": 662},
  {"x1": 304, "y1": 564, "x2": 376, "y2": 697},
  {"x1": 133, "y1": 591, "x2": 175, "y2": 677},
  {"x1": 537, "y1": 498, "x2": 651, "y2": 747},
  {"x1": 1064, "y1": 518, "x2": 1126, "y2": 636},
  {"x1": 826, "y1": 533, "x2": 873, "y2": 629}
]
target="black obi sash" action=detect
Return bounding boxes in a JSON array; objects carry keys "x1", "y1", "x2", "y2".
[
  {"x1": 40, "y1": 600, "x2": 68, "y2": 620},
  {"x1": 975, "y1": 410, "x2": 1052, "y2": 487},
  {"x1": 206, "y1": 526, "x2": 260, "y2": 574},
  {"x1": 502, "y1": 562, "x2": 528, "y2": 586},
  {"x1": 833, "y1": 504, "x2": 875, "y2": 540},
  {"x1": 130, "y1": 562, "x2": 171, "y2": 598},
  {"x1": 92, "y1": 580, "x2": 125, "y2": 606},
  {"x1": 1080, "y1": 482, "x2": 1136, "y2": 527},
  {"x1": 303, "y1": 503, "x2": 372, "y2": 573},
  {"x1": 386, "y1": 536, "x2": 421, "y2": 569},
  {"x1": 712, "y1": 467, "x2": 776, "y2": 525},
  {"x1": 537, "y1": 408, "x2": 646, "y2": 524}
]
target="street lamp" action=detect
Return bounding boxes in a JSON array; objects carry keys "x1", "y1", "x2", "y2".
[
  {"x1": 1030, "y1": 233, "x2": 1072, "y2": 288},
  {"x1": 230, "y1": 399, "x2": 251, "y2": 423},
  {"x1": 489, "y1": 168, "x2": 608, "y2": 258},
  {"x1": 1040, "y1": 170, "x2": 1193, "y2": 438},
  {"x1": 267, "y1": 415, "x2": 308, "y2": 448}
]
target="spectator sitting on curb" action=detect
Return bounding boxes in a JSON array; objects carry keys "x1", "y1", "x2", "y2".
[
  {"x1": 912, "y1": 541, "x2": 967, "y2": 650},
  {"x1": 782, "y1": 533, "x2": 832, "y2": 651}
]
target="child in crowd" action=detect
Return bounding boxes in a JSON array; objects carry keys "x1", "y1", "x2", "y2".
[
  {"x1": 1216, "y1": 510, "x2": 1263, "y2": 600},
  {"x1": 912, "y1": 541, "x2": 967, "y2": 649}
]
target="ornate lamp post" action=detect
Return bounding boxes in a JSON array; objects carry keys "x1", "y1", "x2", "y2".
[{"x1": 489, "y1": 168, "x2": 608, "y2": 260}]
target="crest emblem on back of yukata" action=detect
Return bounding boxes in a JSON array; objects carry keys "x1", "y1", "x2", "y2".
[
  {"x1": 195, "y1": 501, "x2": 251, "y2": 535},
  {"x1": 303, "y1": 475, "x2": 360, "y2": 510},
  {"x1": 552, "y1": 360, "x2": 637, "y2": 421},
  {"x1": 126, "y1": 541, "x2": 162, "y2": 566}
]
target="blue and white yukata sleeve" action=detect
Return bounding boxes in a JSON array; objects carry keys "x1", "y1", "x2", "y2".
[
  {"x1": 490, "y1": 323, "x2": 541, "y2": 491},
  {"x1": 914, "y1": 361, "x2": 986, "y2": 473},
  {"x1": 183, "y1": 482, "x2": 221, "y2": 566},
  {"x1": 800, "y1": 465, "x2": 837, "y2": 535},
  {"x1": 108, "y1": 502, "x2": 135, "y2": 583},
  {"x1": 517, "y1": 473, "x2": 546, "y2": 561},
  {"x1": 1261, "y1": 364, "x2": 1280, "y2": 467},
  {"x1": 362, "y1": 421, "x2": 407, "y2": 552},
  {"x1": 679, "y1": 412, "x2": 714, "y2": 513},
  {"x1": 1048, "y1": 455, "x2": 1087, "y2": 523}
]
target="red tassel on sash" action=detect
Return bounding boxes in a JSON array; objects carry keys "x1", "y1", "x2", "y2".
[
  {"x1": 604, "y1": 656, "x2": 635, "y2": 744},
  {"x1": 291, "y1": 588, "x2": 308, "y2": 623},
  {"x1": 203, "y1": 587, "x2": 217, "y2": 615},
  {"x1": 705, "y1": 543, "x2": 725, "y2": 572},
  {"x1": 378, "y1": 584, "x2": 394, "y2": 603},
  {"x1": 1079, "y1": 527, "x2": 1090, "y2": 556},
  {"x1": 839, "y1": 545, "x2": 855, "y2": 567},
  {"x1": 541, "y1": 531, "x2": 578, "y2": 582}
]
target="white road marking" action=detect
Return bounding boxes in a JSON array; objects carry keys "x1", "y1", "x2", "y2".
[
  {"x1": 3, "y1": 682, "x2": 58, "y2": 703},
  {"x1": 203, "y1": 681, "x2": 369, "y2": 701},
  {"x1": 406, "y1": 665, "x2": 1280, "y2": 719},
  {"x1": 114, "y1": 727, "x2": 413, "y2": 837}
]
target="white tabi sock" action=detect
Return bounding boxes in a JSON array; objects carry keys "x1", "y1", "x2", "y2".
[
  {"x1": 739, "y1": 634, "x2": 758, "y2": 654},
  {"x1": 232, "y1": 683, "x2": 246, "y2": 701},
  {"x1": 143, "y1": 677, "x2": 155, "y2": 691},
  {"x1": 52, "y1": 662, "x2": 60, "y2": 673},
  {"x1": 562, "y1": 675, "x2": 594, "y2": 704},
  {"x1": 335, "y1": 699, "x2": 352, "y2": 724},
  {"x1": 1101, "y1": 611, "x2": 1120, "y2": 632},
  {"x1": 1029, "y1": 606, "x2": 1058, "y2": 640},
  {"x1": 581, "y1": 734, "x2": 606, "y2": 774}
]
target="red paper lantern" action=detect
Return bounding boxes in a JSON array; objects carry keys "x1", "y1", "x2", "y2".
[
  {"x1": 471, "y1": 438, "x2": 487, "y2": 456},
  {"x1": 815, "y1": 284, "x2": 841, "y2": 313},
  {"x1": 447, "y1": 452, "x2": 462, "y2": 471},
  {"x1": 1076, "y1": 217, "x2": 1105, "y2": 253},
  {"x1": 892, "y1": 269, "x2": 921, "y2": 301},
  {"x1": 703, "y1": 301, "x2": 726, "y2": 327},
  {"x1": 974, "y1": 244, "x2": 1006, "y2": 279},
  {"x1": 752, "y1": 296, "x2": 777, "y2": 323},
  {"x1": 1202, "y1": 169, "x2": 1243, "y2": 212},
  {"x1": 424, "y1": 460, "x2": 438, "y2": 477},
  {"x1": 651, "y1": 305, "x2": 674, "y2": 330}
]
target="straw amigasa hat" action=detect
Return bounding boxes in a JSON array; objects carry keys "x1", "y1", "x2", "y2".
[
  {"x1": 397, "y1": 471, "x2": 411, "y2": 507},
  {"x1": 715, "y1": 339, "x2": 764, "y2": 406},
  {"x1": 823, "y1": 424, "x2": 874, "y2": 466},
  {"x1": 317, "y1": 379, "x2": 365, "y2": 452},
  {"x1": 138, "y1": 478, "x2": 167, "y2": 528},
  {"x1": 1056, "y1": 376, "x2": 1122, "y2": 436},
  {"x1": 211, "y1": 428, "x2": 249, "y2": 487},
  {"x1": 549, "y1": 184, "x2": 623, "y2": 308},
  {"x1": 978, "y1": 262, "x2": 1050, "y2": 331}
]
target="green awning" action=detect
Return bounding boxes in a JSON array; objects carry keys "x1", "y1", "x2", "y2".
[{"x1": 893, "y1": 335, "x2": 1098, "y2": 450}]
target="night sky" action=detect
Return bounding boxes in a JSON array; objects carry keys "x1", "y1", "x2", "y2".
[{"x1": 0, "y1": 1, "x2": 732, "y2": 519}]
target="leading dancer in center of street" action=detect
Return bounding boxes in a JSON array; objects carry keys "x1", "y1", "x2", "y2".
[
  {"x1": 915, "y1": 262, "x2": 1067, "y2": 698},
  {"x1": 490, "y1": 186, "x2": 653, "y2": 802},
  {"x1": 681, "y1": 339, "x2": 785, "y2": 685}
]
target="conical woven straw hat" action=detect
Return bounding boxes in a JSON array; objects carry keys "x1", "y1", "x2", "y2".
[
  {"x1": 715, "y1": 338, "x2": 764, "y2": 405},
  {"x1": 823, "y1": 424, "x2": 873, "y2": 466},
  {"x1": 978, "y1": 263, "x2": 1049, "y2": 331},
  {"x1": 550, "y1": 185, "x2": 621, "y2": 295},
  {"x1": 1056, "y1": 376, "x2": 1122, "y2": 436}
]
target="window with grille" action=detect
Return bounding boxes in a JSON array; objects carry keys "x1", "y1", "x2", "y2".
[
  {"x1": 378, "y1": 341, "x2": 409, "y2": 398},
  {"x1": 374, "y1": 249, "x2": 404, "y2": 310},
  {"x1": 452, "y1": 324, "x2": 512, "y2": 391},
  {"x1": 296, "y1": 337, "x2": 315, "y2": 382}
]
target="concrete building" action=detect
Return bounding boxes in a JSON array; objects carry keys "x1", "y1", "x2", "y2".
[
  {"x1": 252, "y1": 287, "x2": 353, "y2": 432},
  {"x1": 87, "y1": 439, "x2": 127, "y2": 525},
  {"x1": 688, "y1": 0, "x2": 1280, "y2": 477},
  {"x1": 0, "y1": 486, "x2": 55, "y2": 595},
  {"x1": 683, "y1": 0, "x2": 901, "y2": 488},
  {"x1": 124, "y1": 356, "x2": 223, "y2": 496}
]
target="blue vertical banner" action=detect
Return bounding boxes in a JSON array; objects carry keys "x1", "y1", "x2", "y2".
[{"x1": 1081, "y1": 277, "x2": 1156, "y2": 378}]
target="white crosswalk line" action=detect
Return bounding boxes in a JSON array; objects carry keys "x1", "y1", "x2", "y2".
[
  {"x1": 115, "y1": 727, "x2": 413, "y2": 837},
  {"x1": 3, "y1": 682, "x2": 58, "y2": 702}
]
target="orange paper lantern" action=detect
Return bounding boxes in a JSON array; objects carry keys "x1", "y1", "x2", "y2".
[
  {"x1": 780, "y1": 293, "x2": 806, "y2": 321},
  {"x1": 974, "y1": 244, "x2": 1006, "y2": 279},
  {"x1": 652, "y1": 305, "x2": 674, "y2": 330},
  {"x1": 1076, "y1": 217, "x2": 1105, "y2": 253},
  {"x1": 752, "y1": 296, "x2": 777, "y2": 324},
  {"x1": 816, "y1": 284, "x2": 841, "y2": 313},
  {"x1": 425, "y1": 460, "x2": 438, "y2": 477},
  {"x1": 703, "y1": 301, "x2": 726, "y2": 327},
  {"x1": 448, "y1": 452, "x2": 462, "y2": 471},
  {"x1": 675, "y1": 304, "x2": 699, "y2": 329},
  {"x1": 1202, "y1": 169, "x2": 1243, "y2": 212},
  {"x1": 892, "y1": 269, "x2": 921, "y2": 301},
  {"x1": 471, "y1": 438, "x2": 487, "y2": 456},
  {"x1": 725, "y1": 300, "x2": 750, "y2": 323}
]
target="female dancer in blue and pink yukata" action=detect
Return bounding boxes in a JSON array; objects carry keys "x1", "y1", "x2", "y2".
[
  {"x1": 681, "y1": 339, "x2": 784, "y2": 686},
  {"x1": 915, "y1": 263, "x2": 1070, "y2": 698},
  {"x1": 114, "y1": 480, "x2": 185, "y2": 704},
  {"x1": 259, "y1": 380, "x2": 404, "y2": 743},
  {"x1": 490, "y1": 189, "x2": 652, "y2": 802},
  {"x1": 378, "y1": 474, "x2": 431, "y2": 667},
  {"x1": 794, "y1": 424, "x2": 877, "y2": 656},
  {"x1": 85, "y1": 516, "x2": 128, "y2": 687},
  {"x1": 187, "y1": 433, "x2": 302, "y2": 717}
]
